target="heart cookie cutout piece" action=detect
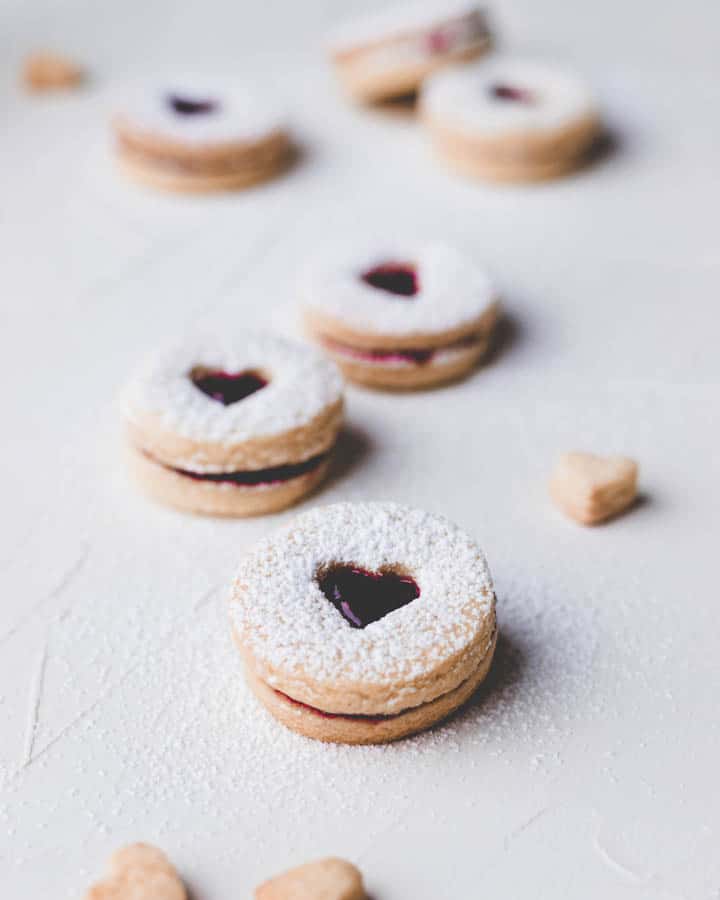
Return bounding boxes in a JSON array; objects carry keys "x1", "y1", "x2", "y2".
[
  {"x1": 549, "y1": 451, "x2": 639, "y2": 525},
  {"x1": 85, "y1": 843, "x2": 186, "y2": 900},
  {"x1": 318, "y1": 565, "x2": 420, "y2": 628},
  {"x1": 255, "y1": 857, "x2": 366, "y2": 900}
]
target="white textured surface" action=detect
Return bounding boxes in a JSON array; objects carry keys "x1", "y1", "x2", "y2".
[
  {"x1": 1, "y1": 0, "x2": 720, "y2": 898},
  {"x1": 300, "y1": 240, "x2": 496, "y2": 335},
  {"x1": 230, "y1": 501, "x2": 494, "y2": 687},
  {"x1": 121, "y1": 331, "x2": 343, "y2": 445},
  {"x1": 422, "y1": 56, "x2": 597, "y2": 134}
]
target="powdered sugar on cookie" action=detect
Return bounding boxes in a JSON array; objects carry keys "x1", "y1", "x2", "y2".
[
  {"x1": 300, "y1": 241, "x2": 497, "y2": 337},
  {"x1": 229, "y1": 502, "x2": 495, "y2": 686},
  {"x1": 120, "y1": 333, "x2": 343, "y2": 445}
]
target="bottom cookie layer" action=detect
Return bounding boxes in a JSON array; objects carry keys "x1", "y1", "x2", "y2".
[
  {"x1": 426, "y1": 115, "x2": 601, "y2": 183},
  {"x1": 116, "y1": 149, "x2": 292, "y2": 193},
  {"x1": 245, "y1": 628, "x2": 497, "y2": 744},
  {"x1": 320, "y1": 335, "x2": 489, "y2": 390},
  {"x1": 128, "y1": 446, "x2": 331, "y2": 517}
]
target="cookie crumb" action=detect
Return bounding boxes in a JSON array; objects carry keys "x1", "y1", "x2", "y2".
[
  {"x1": 549, "y1": 451, "x2": 639, "y2": 525},
  {"x1": 255, "y1": 857, "x2": 366, "y2": 900},
  {"x1": 22, "y1": 52, "x2": 85, "y2": 91}
]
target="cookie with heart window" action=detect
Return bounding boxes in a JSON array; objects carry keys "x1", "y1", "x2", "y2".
[
  {"x1": 328, "y1": 1, "x2": 491, "y2": 104},
  {"x1": 120, "y1": 333, "x2": 344, "y2": 517},
  {"x1": 300, "y1": 241, "x2": 500, "y2": 389},
  {"x1": 113, "y1": 78, "x2": 293, "y2": 192},
  {"x1": 421, "y1": 57, "x2": 601, "y2": 182},
  {"x1": 229, "y1": 502, "x2": 497, "y2": 744}
]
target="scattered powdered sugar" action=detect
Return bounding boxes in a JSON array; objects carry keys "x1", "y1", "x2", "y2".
[
  {"x1": 229, "y1": 502, "x2": 495, "y2": 685},
  {"x1": 116, "y1": 76, "x2": 288, "y2": 146},
  {"x1": 328, "y1": 1, "x2": 486, "y2": 53},
  {"x1": 300, "y1": 241, "x2": 497, "y2": 337},
  {"x1": 421, "y1": 57, "x2": 598, "y2": 135},
  {"x1": 119, "y1": 332, "x2": 343, "y2": 444}
]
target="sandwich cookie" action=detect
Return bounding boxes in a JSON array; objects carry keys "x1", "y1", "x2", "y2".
[
  {"x1": 421, "y1": 56, "x2": 601, "y2": 182},
  {"x1": 300, "y1": 241, "x2": 499, "y2": 389},
  {"x1": 229, "y1": 502, "x2": 497, "y2": 744},
  {"x1": 113, "y1": 78, "x2": 293, "y2": 192},
  {"x1": 329, "y1": 1, "x2": 491, "y2": 104},
  {"x1": 120, "y1": 333, "x2": 344, "y2": 517}
]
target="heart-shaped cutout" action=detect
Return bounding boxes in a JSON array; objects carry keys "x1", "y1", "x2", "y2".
[
  {"x1": 361, "y1": 261, "x2": 419, "y2": 297},
  {"x1": 85, "y1": 844, "x2": 186, "y2": 900},
  {"x1": 190, "y1": 367, "x2": 267, "y2": 406},
  {"x1": 255, "y1": 857, "x2": 366, "y2": 900},
  {"x1": 318, "y1": 565, "x2": 420, "y2": 629},
  {"x1": 489, "y1": 83, "x2": 535, "y2": 103},
  {"x1": 167, "y1": 94, "x2": 218, "y2": 115}
]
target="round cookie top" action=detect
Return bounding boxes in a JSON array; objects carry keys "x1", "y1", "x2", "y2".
[
  {"x1": 300, "y1": 241, "x2": 497, "y2": 338},
  {"x1": 115, "y1": 77, "x2": 287, "y2": 148},
  {"x1": 230, "y1": 502, "x2": 496, "y2": 688},
  {"x1": 329, "y1": 1, "x2": 485, "y2": 53},
  {"x1": 422, "y1": 57, "x2": 597, "y2": 135},
  {"x1": 120, "y1": 332, "x2": 343, "y2": 445}
]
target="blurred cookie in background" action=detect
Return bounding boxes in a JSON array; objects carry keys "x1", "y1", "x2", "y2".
[
  {"x1": 113, "y1": 77, "x2": 294, "y2": 192},
  {"x1": 328, "y1": 2, "x2": 491, "y2": 104},
  {"x1": 421, "y1": 56, "x2": 601, "y2": 182}
]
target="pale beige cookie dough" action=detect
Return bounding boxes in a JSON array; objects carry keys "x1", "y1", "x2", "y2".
[
  {"x1": 421, "y1": 56, "x2": 601, "y2": 182},
  {"x1": 255, "y1": 857, "x2": 366, "y2": 900},
  {"x1": 550, "y1": 451, "x2": 639, "y2": 525},
  {"x1": 23, "y1": 51, "x2": 84, "y2": 91},
  {"x1": 229, "y1": 502, "x2": 497, "y2": 744},
  {"x1": 328, "y1": 1, "x2": 491, "y2": 103},
  {"x1": 85, "y1": 844, "x2": 186, "y2": 900}
]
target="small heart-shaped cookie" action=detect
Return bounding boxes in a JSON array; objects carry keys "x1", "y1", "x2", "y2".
[
  {"x1": 85, "y1": 843, "x2": 186, "y2": 900},
  {"x1": 255, "y1": 857, "x2": 366, "y2": 900},
  {"x1": 549, "y1": 451, "x2": 639, "y2": 525}
]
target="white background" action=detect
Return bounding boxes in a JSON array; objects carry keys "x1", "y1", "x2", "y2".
[{"x1": 1, "y1": 0, "x2": 719, "y2": 897}]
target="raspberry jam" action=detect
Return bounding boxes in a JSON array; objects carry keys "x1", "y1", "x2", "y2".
[
  {"x1": 190, "y1": 369, "x2": 267, "y2": 406},
  {"x1": 168, "y1": 94, "x2": 218, "y2": 115},
  {"x1": 361, "y1": 262, "x2": 419, "y2": 297},
  {"x1": 318, "y1": 565, "x2": 420, "y2": 628},
  {"x1": 489, "y1": 84, "x2": 534, "y2": 103}
]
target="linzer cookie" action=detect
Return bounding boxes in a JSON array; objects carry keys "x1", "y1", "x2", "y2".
[
  {"x1": 300, "y1": 241, "x2": 499, "y2": 389},
  {"x1": 229, "y1": 502, "x2": 497, "y2": 744},
  {"x1": 113, "y1": 78, "x2": 293, "y2": 192},
  {"x1": 328, "y1": 1, "x2": 491, "y2": 103},
  {"x1": 421, "y1": 57, "x2": 601, "y2": 182},
  {"x1": 120, "y1": 333, "x2": 343, "y2": 517}
]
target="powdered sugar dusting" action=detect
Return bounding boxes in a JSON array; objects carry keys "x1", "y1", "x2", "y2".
[
  {"x1": 116, "y1": 76, "x2": 287, "y2": 146},
  {"x1": 120, "y1": 332, "x2": 343, "y2": 444},
  {"x1": 229, "y1": 502, "x2": 495, "y2": 685},
  {"x1": 328, "y1": 1, "x2": 486, "y2": 52},
  {"x1": 421, "y1": 57, "x2": 598, "y2": 135},
  {"x1": 300, "y1": 241, "x2": 497, "y2": 336}
]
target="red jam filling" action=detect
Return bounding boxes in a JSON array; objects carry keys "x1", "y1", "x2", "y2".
[
  {"x1": 361, "y1": 262, "x2": 419, "y2": 297},
  {"x1": 168, "y1": 94, "x2": 218, "y2": 115},
  {"x1": 321, "y1": 331, "x2": 483, "y2": 367},
  {"x1": 274, "y1": 689, "x2": 387, "y2": 724},
  {"x1": 318, "y1": 565, "x2": 420, "y2": 629},
  {"x1": 190, "y1": 369, "x2": 267, "y2": 406},
  {"x1": 149, "y1": 451, "x2": 326, "y2": 487},
  {"x1": 489, "y1": 83, "x2": 534, "y2": 103}
]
